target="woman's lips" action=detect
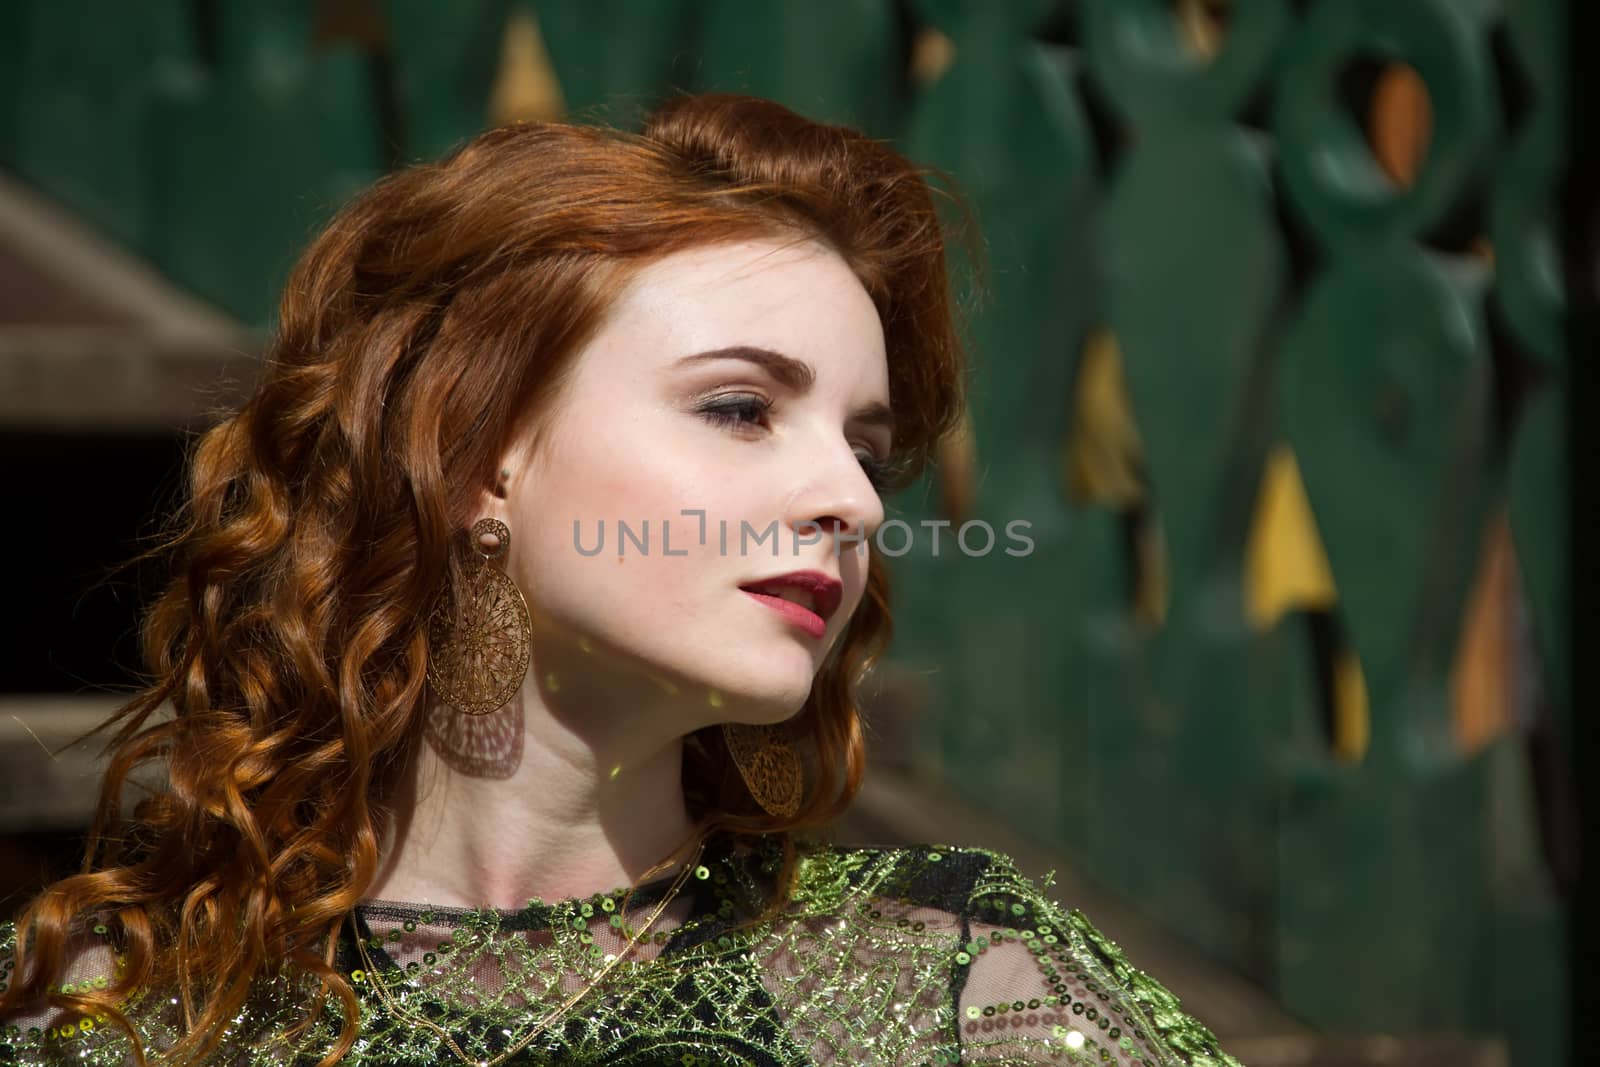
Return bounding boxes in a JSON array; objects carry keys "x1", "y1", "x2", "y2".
[{"x1": 742, "y1": 590, "x2": 827, "y2": 638}]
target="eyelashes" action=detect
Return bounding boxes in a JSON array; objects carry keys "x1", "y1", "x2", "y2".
[
  {"x1": 695, "y1": 393, "x2": 895, "y2": 492},
  {"x1": 695, "y1": 393, "x2": 775, "y2": 430}
]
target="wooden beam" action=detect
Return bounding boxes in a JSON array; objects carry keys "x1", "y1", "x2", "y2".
[{"x1": 0, "y1": 169, "x2": 258, "y2": 431}]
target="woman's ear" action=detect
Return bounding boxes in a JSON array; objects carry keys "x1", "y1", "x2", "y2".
[
  {"x1": 475, "y1": 464, "x2": 514, "y2": 522},
  {"x1": 479, "y1": 432, "x2": 536, "y2": 517}
]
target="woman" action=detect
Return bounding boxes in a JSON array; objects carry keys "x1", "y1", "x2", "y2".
[{"x1": 1, "y1": 94, "x2": 1241, "y2": 1066}]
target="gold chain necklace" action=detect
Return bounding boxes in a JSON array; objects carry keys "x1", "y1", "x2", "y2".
[{"x1": 353, "y1": 837, "x2": 707, "y2": 1067}]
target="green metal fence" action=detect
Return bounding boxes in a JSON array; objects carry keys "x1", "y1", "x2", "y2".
[{"x1": 2, "y1": 1, "x2": 1570, "y2": 1063}]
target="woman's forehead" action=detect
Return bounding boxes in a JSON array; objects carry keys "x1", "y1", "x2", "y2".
[
  {"x1": 621, "y1": 238, "x2": 848, "y2": 304},
  {"x1": 597, "y1": 239, "x2": 887, "y2": 369}
]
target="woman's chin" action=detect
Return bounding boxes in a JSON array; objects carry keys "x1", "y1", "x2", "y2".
[{"x1": 692, "y1": 667, "x2": 815, "y2": 726}]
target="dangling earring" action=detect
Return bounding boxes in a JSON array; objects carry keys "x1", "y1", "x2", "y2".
[
  {"x1": 722, "y1": 722, "x2": 803, "y2": 818},
  {"x1": 426, "y1": 517, "x2": 533, "y2": 716}
]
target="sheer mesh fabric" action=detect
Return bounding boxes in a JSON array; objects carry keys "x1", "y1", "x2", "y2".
[{"x1": 1, "y1": 835, "x2": 1243, "y2": 1065}]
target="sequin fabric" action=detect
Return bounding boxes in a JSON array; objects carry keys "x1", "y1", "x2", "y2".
[{"x1": 0, "y1": 835, "x2": 1243, "y2": 1066}]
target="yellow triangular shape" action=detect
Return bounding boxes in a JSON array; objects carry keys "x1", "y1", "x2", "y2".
[
  {"x1": 1244, "y1": 444, "x2": 1338, "y2": 630},
  {"x1": 1064, "y1": 329, "x2": 1145, "y2": 511},
  {"x1": 489, "y1": 4, "x2": 566, "y2": 126}
]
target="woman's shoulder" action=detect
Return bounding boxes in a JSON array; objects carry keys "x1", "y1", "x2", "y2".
[
  {"x1": 791, "y1": 837, "x2": 1047, "y2": 915},
  {"x1": 787, "y1": 841, "x2": 1245, "y2": 1066},
  {"x1": 2, "y1": 918, "x2": 321, "y2": 1067},
  {"x1": 1, "y1": 918, "x2": 135, "y2": 1065},
  {"x1": 786, "y1": 838, "x2": 1111, "y2": 953}
]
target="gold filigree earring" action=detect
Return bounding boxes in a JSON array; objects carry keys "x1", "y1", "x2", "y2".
[
  {"x1": 426, "y1": 518, "x2": 533, "y2": 716},
  {"x1": 722, "y1": 722, "x2": 803, "y2": 818}
]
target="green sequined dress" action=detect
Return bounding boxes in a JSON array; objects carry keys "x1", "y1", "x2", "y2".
[{"x1": 1, "y1": 835, "x2": 1243, "y2": 1066}]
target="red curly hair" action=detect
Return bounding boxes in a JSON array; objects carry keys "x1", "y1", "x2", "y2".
[{"x1": 0, "y1": 93, "x2": 966, "y2": 1065}]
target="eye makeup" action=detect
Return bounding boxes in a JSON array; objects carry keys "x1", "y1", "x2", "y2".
[
  {"x1": 694, "y1": 392, "x2": 772, "y2": 429},
  {"x1": 691, "y1": 392, "x2": 895, "y2": 492}
]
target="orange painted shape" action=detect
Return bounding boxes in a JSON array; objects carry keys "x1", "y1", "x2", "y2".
[
  {"x1": 1450, "y1": 512, "x2": 1519, "y2": 755},
  {"x1": 1370, "y1": 63, "x2": 1432, "y2": 188}
]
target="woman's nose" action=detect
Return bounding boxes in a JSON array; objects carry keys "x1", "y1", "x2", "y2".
[{"x1": 784, "y1": 446, "x2": 885, "y2": 551}]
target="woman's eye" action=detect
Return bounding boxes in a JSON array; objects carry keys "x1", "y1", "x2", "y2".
[
  {"x1": 696, "y1": 394, "x2": 772, "y2": 429},
  {"x1": 698, "y1": 394, "x2": 895, "y2": 493}
]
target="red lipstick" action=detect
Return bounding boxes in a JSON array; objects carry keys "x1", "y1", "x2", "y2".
[{"x1": 739, "y1": 570, "x2": 843, "y2": 640}]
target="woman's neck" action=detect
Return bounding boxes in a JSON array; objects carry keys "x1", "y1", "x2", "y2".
[{"x1": 368, "y1": 696, "x2": 698, "y2": 911}]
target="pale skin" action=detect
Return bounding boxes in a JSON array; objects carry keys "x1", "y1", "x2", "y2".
[{"x1": 367, "y1": 238, "x2": 893, "y2": 909}]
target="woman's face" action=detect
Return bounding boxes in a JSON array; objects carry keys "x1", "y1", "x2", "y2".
[{"x1": 500, "y1": 238, "x2": 891, "y2": 728}]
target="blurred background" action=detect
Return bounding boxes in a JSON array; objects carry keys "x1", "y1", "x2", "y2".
[{"x1": 0, "y1": 1, "x2": 1583, "y2": 1065}]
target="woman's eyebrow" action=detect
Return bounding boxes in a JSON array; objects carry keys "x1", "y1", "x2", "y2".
[
  {"x1": 675, "y1": 345, "x2": 894, "y2": 429},
  {"x1": 674, "y1": 345, "x2": 814, "y2": 391}
]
